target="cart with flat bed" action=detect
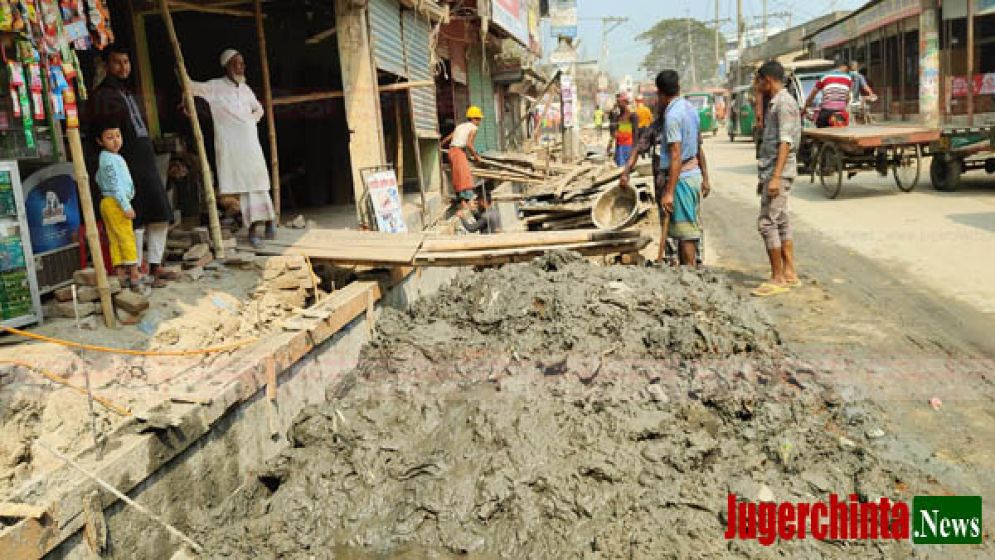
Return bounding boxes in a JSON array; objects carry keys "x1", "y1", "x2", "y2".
[
  {"x1": 803, "y1": 125, "x2": 941, "y2": 199},
  {"x1": 926, "y1": 125, "x2": 995, "y2": 191}
]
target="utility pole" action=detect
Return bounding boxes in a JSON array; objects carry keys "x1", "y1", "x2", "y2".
[
  {"x1": 711, "y1": 0, "x2": 731, "y2": 82},
  {"x1": 736, "y1": 0, "x2": 743, "y2": 85},
  {"x1": 596, "y1": 16, "x2": 628, "y2": 73},
  {"x1": 687, "y1": 16, "x2": 698, "y2": 88},
  {"x1": 763, "y1": 0, "x2": 768, "y2": 41}
]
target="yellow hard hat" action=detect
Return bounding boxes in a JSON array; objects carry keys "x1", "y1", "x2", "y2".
[{"x1": 466, "y1": 106, "x2": 483, "y2": 119}]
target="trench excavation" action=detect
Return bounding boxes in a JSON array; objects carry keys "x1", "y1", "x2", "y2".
[{"x1": 180, "y1": 252, "x2": 959, "y2": 558}]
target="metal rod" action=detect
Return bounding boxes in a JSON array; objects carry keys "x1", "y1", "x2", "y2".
[{"x1": 37, "y1": 441, "x2": 204, "y2": 554}]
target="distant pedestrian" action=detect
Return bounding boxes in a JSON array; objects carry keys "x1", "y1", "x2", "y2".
[
  {"x1": 441, "y1": 106, "x2": 483, "y2": 207},
  {"x1": 620, "y1": 70, "x2": 704, "y2": 265},
  {"x1": 752, "y1": 60, "x2": 801, "y2": 297},
  {"x1": 803, "y1": 58, "x2": 853, "y2": 128},
  {"x1": 608, "y1": 93, "x2": 639, "y2": 167},
  {"x1": 635, "y1": 94, "x2": 653, "y2": 141},
  {"x1": 593, "y1": 106, "x2": 604, "y2": 140}
]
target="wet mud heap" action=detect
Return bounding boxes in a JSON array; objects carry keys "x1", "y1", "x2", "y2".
[{"x1": 193, "y1": 253, "x2": 942, "y2": 558}]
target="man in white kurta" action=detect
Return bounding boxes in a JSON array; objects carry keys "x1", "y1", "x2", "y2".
[{"x1": 190, "y1": 48, "x2": 275, "y2": 247}]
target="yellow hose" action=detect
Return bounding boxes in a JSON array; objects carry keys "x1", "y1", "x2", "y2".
[
  {"x1": 0, "y1": 360, "x2": 131, "y2": 416},
  {"x1": 0, "y1": 325, "x2": 256, "y2": 357}
]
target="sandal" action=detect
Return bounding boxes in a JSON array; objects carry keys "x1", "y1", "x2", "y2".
[
  {"x1": 751, "y1": 282, "x2": 790, "y2": 297},
  {"x1": 248, "y1": 236, "x2": 264, "y2": 249},
  {"x1": 151, "y1": 277, "x2": 168, "y2": 289},
  {"x1": 785, "y1": 278, "x2": 802, "y2": 288}
]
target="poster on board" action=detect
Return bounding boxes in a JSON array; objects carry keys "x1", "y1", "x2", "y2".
[
  {"x1": 491, "y1": 0, "x2": 529, "y2": 47},
  {"x1": 363, "y1": 167, "x2": 407, "y2": 234}
]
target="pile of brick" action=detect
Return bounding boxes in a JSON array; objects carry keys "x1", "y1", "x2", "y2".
[
  {"x1": 46, "y1": 268, "x2": 150, "y2": 325},
  {"x1": 251, "y1": 256, "x2": 323, "y2": 318}
]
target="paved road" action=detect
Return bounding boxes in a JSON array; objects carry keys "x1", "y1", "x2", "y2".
[
  {"x1": 696, "y1": 134, "x2": 995, "y2": 525},
  {"x1": 703, "y1": 136, "x2": 995, "y2": 314}
]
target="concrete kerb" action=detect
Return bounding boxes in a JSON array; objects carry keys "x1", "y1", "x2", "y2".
[{"x1": 0, "y1": 265, "x2": 460, "y2": 559}]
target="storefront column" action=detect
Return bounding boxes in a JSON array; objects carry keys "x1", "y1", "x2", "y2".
[
  {"x1": 335, "y1": 0, "x2": 386, "y2": 225},
  {"x1": 918, "y1": 0, "x2": 941, "y2": 127}
]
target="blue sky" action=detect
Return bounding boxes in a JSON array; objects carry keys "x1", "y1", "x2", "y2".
[{"x1": 549, "y1": 0, "x2": 869, "y2": 79}]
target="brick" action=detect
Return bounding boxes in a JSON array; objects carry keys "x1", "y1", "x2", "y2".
[
  {"x1": 45, "y1": 301, "x2": 96, "y2": 319},
  {"x1": 113, "y1": 290, "x2": 150, "y2": 314},
  {"x1": 181, "y1": 267, "x2": 204, "y2": 282},
  {"x1": 183, "y1": 253, "x2": 213, "y2": 270},
  {"x1": 73, "y1": 268, "x2": 97, "y2": 286},
  {"x1": 115, "y1": 307, "x2": 144, "y2": 325},
  {"x1": 269, "y1": 272, "x2": 305, "y2": 291},
  {"x1": 166, "y1": 238, "x2": 193, "y2": 250},
  {"x1": 191, "y1": 227, "x2": 211, "y2": 245},
  {"x1": 183, "y1": 243, "x2": 211, "y2": 262}
]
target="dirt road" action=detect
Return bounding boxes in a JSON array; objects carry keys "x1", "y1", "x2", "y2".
[{"x1": 700, "y1": 136, "x2": 995, "y2": 526}]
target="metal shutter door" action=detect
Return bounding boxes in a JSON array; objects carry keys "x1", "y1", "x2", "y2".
[
  {"x1": 369, "y1": 0, "x2": 406, "y2": 78},
  {"x1": 402, "y1": 11, "x2": 439, "y2": 137}
]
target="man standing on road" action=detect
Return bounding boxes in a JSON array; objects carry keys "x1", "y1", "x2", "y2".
[
  {"x1": 619, "y1": 70, "x2": 706, "y2": 266},
  {"x1": 635, "y1": 94, "x2": 654, "y2": 142},
  {"x1": 189, "y1": 49, "x2": 276, "y2": 248},
  {"x1": 90, "y1": 46, "x2": 174, "y2": 288},
  {"x1": 752, "y1": 60, "x2": 801, "y2": 297}
]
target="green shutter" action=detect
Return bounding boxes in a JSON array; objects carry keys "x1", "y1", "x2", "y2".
[{"x1": 466, "y1": 43, "x2": 499, "y2": 152}]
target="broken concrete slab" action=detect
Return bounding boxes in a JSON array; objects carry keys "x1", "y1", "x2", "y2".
[
  {"x1": 183, "y1": 243, "x2": 211, "y2": 262},
  {"x1": 113, "y1": 290, "x2": 150, "y2": 315},
  {"x1": 72, "y1": 268, "x2": 97, "y2": 287}
]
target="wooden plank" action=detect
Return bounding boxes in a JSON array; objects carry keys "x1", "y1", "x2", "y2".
[
  {"x1": 421, "y1": 230, "x2": 638, "y2": 252},
  {"x1": 803, "y1": 125, "x2": 941, "y2": 148},
  {"x1": 415, "y1": 237, "x2": 650, "y2": 266}
]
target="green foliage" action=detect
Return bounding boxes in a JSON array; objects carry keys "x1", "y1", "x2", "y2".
[{"x1": 638, "y1": 18, "x2": 724, "y2": 87}]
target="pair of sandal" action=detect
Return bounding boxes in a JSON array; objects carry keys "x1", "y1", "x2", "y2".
[
  {"x1": 751, "y1": 278, "x2": 801, "y2": 297},
  {"x1": 248, "y1": 225, "x2": 278, "y2": 249}
]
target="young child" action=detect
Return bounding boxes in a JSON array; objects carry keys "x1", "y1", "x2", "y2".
[{"x1": 95, "y1": 121, "x2": 143, "y2": 287}]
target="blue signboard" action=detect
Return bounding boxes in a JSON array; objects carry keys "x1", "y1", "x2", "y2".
[{"x1": 21, "y1": 163, "x2": 81, "y2": 254}]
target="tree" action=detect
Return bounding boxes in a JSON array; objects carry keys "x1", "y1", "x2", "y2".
[{"x1": 637, "y1": 18, "x2": 724, "y2": 87}]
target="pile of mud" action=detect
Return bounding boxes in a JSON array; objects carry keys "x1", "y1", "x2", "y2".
[{"x1": 193, "y1": 254, "x2": 945, "y2": 558}]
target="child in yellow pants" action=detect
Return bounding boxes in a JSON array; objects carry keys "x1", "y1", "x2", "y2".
[{"x1": 95, "y1": 122, "x2": 143, "y2": 287}]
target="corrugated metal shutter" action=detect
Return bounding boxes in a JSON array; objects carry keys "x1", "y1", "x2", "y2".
[
  {"x1": 466, "y1": 43, "x2": 499, "y2": 152},
  {"x1": 402, "y1": 11, "x2": 439, "y2": 137},
  {"x1": 369, "y1": 0, "x2": 406, "y2": 78}
]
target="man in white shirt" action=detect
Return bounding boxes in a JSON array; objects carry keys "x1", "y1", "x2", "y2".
[{"x1": 190, "y1": 48, "x2": 275, "y2": 248}]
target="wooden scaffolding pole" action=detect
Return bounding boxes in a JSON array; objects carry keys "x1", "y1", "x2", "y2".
[
  {"x1": 160, "y1": 0, "x2": 226, "y2": 259},
  {"x1": 66, "y1": 129, "x2": 116, "y2": 328},
  {"x1": 254, "y1": 0, "x2": 281, "y2": 221}
]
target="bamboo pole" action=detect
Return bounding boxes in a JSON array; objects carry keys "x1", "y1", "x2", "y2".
[
  {"x1": 254, "y1": 0, "x2": 281, "y2": 221},
  {"x1": 160, "y1": 0, "x2": 226, "y2": 259},
  {"x1": 66, "y1": 129, "x2": 116, "y2": 328},
  {"x1": 394, "y1": 100, "x2": 404, "y2": 184}
]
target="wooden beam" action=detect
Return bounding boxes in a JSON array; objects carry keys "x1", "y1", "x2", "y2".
[
  {"x1": 138, "y1": 0, "x2": 260, "y2": 17},
  {"x1": 271, "y1": 81, "x2": 435, "y2": 107},
  {"x1": 0, "y1": 502, "x2": 47, "y2": 519},
  {"x1": 131, "y1": 12, "x2": 161, "y2": 139},
  {"x1": 161, "y1": 0, "x2": 226, "y2": 259},
  {"x1": 255, "y1": 0, "x2": 281, "y2": 221},
  {"x1": 66, "y1": 129, "x2": 116, "y2": 328},
  {"x1": 305, "y1": 26, "x2": 337, "y2": 45}
]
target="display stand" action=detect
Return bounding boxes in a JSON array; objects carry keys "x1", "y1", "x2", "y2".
[{"x1": 0, "y1": 160, "x2": 43, "y2": 328}]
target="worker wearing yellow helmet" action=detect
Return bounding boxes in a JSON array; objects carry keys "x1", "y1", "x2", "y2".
[{"x1": 442, "y1": 106, "x2": 484, "y2": 202}]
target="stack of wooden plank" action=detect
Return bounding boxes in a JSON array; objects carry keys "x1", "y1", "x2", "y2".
[
  {"x1": 515, "y1": 165, "x2": 651, "y2": 231},
  {"x1": 415, "y1": 229, "x2": 649, "y2": 266},
  {"x1": 247, "y1": 227, "x2": 648, "y2": 267}
]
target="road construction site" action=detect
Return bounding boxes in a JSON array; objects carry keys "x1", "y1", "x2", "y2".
[{"x1": 1, "y1": 138, "x2": 994, "y2": 559}]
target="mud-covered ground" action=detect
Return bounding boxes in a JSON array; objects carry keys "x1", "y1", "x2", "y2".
[{"x1": 188, "y1": 253, "x2": 985, "y2": 558}]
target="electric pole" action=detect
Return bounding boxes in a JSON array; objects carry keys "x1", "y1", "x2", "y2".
[
  {"x1": 711, "y1": 0, "x2": 731, "y2": 82},
  {"x1": 736, "y1": 0, "x2": 743, "y2": 85},
  {"x1": 687, "y1": 16, "x2": 697, "y2": 88},
  {"x1": 763, "y1": 0, "x2": 767, "y2": 40}
]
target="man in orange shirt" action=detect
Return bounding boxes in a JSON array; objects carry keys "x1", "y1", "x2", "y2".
[{"x1": 635, "y1": 94, "x2": 654, "y2": 139}]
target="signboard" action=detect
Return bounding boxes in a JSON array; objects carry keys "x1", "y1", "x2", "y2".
[
  {"x1": 21, "y1": 163, "x2": 81, "y2": 254},
  {"x1": 560, "y1": 74, "x2": 576, "y2": 128},
  {"x1": 812, "y1": 0, "x2": 920, "y2": 49},
  {"x1": 951, "y1": 73, "x2": 995, "y2": 97},
  {"x1": 550, "y1": 0, "x2": 577, "y2": 38},
  {"x1": 491, "y1": 0, "x2": 530, "y2": 47},
  {"x1": 362, "y1": 167, "x2": 407, "y2": 233}
]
